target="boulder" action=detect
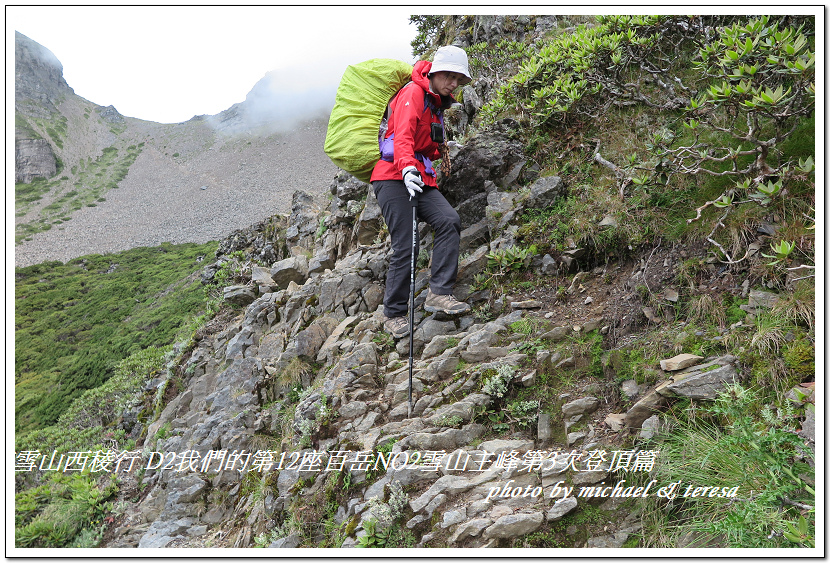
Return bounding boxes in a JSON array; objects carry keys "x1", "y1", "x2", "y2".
[
  {"x1": 478, "y1": 439, "x2": 535, "y2": 456},
  {"x1": 483, "y1": 512, "x2": 544, "y2": 539},
  {"x1": 659, "y1": 353, "x2": 702, "y2": 371},
  {"x1": 456, "y1": 245, "x2": 489, "y2": 285},
  {"x1": 450, "y1": 518, "x2": 493, "y2": 543},
  {"x1": 270, "y1": 255, "x2": 309, "y2": 289},
  {"x1": 540, "y1": 254, "x2": 558, "y2": 275},
  {"x1": 440, "y1": 118, "x2": 526, "y2": 217},
  {"x1": 561, "y1": 397, "x2": 600, "y2": 417},
  {"x1": 604, "y1": 413, "x2": 627, "y2": 432},
  {"x1": 459, "y1": 220, "x2": 490, "y2": 252},
  {"x1": 354, "y1": 187, "x2": 383, "y2": 244},
  {"x1": 330, "y1": 170, "x2": 367, "y2": 202},
  {"x1": 625, "y1": 389, "x2": 670, "y2": 429},
  {"x1": 251, "y1": 265, "x2": 276, "y2": 288},
  {"x1": 657, "y1": 356, "x2": 739, "y2": 400},
  {"x1": 527, "y1": 175, "x2": 565, "y2": 207},
  {"x1": 223, "y1": 285, "x2": 257, "y2": 306},
  {"x1": 546, "y1": 497, "x2": 578, "y2": 522}
]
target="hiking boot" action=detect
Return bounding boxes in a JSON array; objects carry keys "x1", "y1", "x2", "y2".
[
  {"x1": 424, "y1": 289, "x2": 470, "y2": 315},
  {"x1": 384, "y1": 316, "x2": 410, "y2": 339}
]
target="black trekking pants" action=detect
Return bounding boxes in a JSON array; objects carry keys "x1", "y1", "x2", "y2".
[{"x1": 373, "y1": 180, "x2": 462, "y2": 318}]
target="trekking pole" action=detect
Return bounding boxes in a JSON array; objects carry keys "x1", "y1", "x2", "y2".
[{"x1": 407, "y1": 194, "x2": 417, "y2": 418}]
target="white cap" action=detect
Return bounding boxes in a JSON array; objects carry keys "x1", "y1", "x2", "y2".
[{"x1": 429, "y1": 46, "x2": 472, "y2": 85}]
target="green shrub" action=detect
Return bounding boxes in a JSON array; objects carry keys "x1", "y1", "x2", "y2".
[{"x1": 15, "y1": 242, "x2": 216, "y2": 432}]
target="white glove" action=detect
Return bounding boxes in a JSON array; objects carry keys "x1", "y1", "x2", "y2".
[{"x1": 402, "y1": 166, "x2": 424, "y2": 199}]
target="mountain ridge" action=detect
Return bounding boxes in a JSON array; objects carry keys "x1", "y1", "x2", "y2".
[{"x1": 14, "y1": 31, "x2": 338, "y2": 267}]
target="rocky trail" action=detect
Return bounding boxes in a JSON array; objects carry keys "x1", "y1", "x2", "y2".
[{"x1": 99, "y1": 129, "x2": 810, "y2": 549}]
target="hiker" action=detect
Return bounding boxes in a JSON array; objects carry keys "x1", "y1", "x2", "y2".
[{"x1": 371, "y1": 45, "x2": 472, "y2": 338}]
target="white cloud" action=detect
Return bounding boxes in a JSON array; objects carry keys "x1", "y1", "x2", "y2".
[{"x1": 10, "y1": 5, "x2": 418, "y2": 123}]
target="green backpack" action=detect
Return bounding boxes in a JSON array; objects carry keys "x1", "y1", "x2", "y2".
[{"x1": 324, "y1": 59, "x2": 413, "y2": 183}]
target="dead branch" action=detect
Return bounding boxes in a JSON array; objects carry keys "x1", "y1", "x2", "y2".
[{"x1": 591, "y1": 138, "x2": 632, "y2": 199}]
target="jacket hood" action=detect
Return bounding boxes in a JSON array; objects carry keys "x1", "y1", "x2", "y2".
[{"x1": 412, "y1": 60, "x2": 455, "y2": 110}]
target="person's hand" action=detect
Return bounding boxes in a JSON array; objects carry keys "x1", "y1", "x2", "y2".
[{"x1": 402, "y1": 166, "x2": 424, "y2": 199}]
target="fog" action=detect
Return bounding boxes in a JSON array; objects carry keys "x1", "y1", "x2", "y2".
[
  {"x1": 9, "y1": 6, "x2": 418, "y2": 125},
  {"x1": 206, "y1": 58, "x2": 353, "y2": 134}
]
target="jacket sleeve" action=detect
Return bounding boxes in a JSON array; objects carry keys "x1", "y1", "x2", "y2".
[{"x1": 390, "y1": 84, "x2": 427, "y2": 175}]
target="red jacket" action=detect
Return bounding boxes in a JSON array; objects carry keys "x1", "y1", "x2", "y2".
[{"x1": 370, "y1": 60, "x2": 451, "y2": 188}]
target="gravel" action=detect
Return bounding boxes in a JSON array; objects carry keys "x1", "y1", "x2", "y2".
[{"x1": 14, "y1": 119, "x2": 339, "y2": 268}]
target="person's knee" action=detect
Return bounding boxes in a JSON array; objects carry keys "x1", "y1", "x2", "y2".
[{"x1": 434, "y1": 208, "x2": 461, "y2": 235}]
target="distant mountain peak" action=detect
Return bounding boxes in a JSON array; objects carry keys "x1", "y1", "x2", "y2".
[{"x1": 15, "y1": 31, "x2": 72, "y2": 116}]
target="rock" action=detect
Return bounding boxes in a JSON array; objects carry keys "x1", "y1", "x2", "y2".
[
  {"x1": 663, "y1": 288, "x2": 679, "y2": 302},
  {"x1": 642, "y1": 306, "x2": 660, "y2": 323},
  {"x1": 413, "y1": 319, "x2": 458, "y2": 356},
  {"x1": 354, "y1": 188, "x2": 383, "y2": 244},
  {"x1": 292, "y1": 316, "x2": 339, "y2": 361},
  {"x1": 459, "y1": 220, "x2": 490, "y2": 253},
  {"x1": 325, "y1": 342, "x2": 378, "y2": 383},
  {"x1": 561, "y1": 397, "x2": 600, "y2": 417},
  {"x1": 330, "y1": 170, "x2": 367, "y2": 202},
  {"x1": 419, "y1": 355, "x2": 462, "y2": 383},
  {"x1": 390, "y1": 466, "x2": 440, "y2": 488},
  {"x1": 567, "y1": 431, "x2": 587, "y2": 446},
  {"x1": 540, "y1": 254, "x2": 558, "y2": 275},
  {"x1": 486, "y1": 190, "x2": 518, "y2": 232},
  {"x1": 456, "y1": 245, "x2": 490, "y2": 285},
  {"x1": 521, "y1": 371, "x2": 536, "y2": 387},
  {"x1": 554, "y1": 356, "x2": 575, "y2": 369},
  {"x1": 546, "y1": 497, "x2": 578, "y2": 521},
  {"x1": 15, "y1": 138, "x2": 57, "y2": 183},
  {"x1": 269, "y1": 533, "x2": 301, "y2": 548},
  {"x1": 223, "y1": 285, "x2": 257, "y2": 306},
  {"x1": 429, "y1": 401, "x2": 476, "y2": 425},
  {"x1": 489, "y1": 505, "x2": 512, "y2": 519},
  {"x1": 621, "y1": 380, "x2": 641, "y2": 400},
  {"x1": 364, "y1": 475, "x2": 390, "y2": 502},
  {"x1": 747, "y1": 289, "x2": 780, "y2": 310},
  {"x1": 461, "y1": 326, "x2": 499, "y2": 362},
  {"x1": 598, "y1": 215, "x2": 618, "y2": 228},
  {"x1": 799, "y1": 404, "x2": 815, "y2": 449},
  {"x1": 339, "y1": 401, "x2": 368, "y2": 419},
  {"x1": 308, "y1": 249, "x2": 336, "y2": 274},
  {"x1": 404, "y1": 424, "x2": 485, "y2": 452},
  {"x1": 406, "y1": 515, "x2": 426, "y2": 529},
  {"x1": 441, "y1": 509, "x2": 467, "y2": 528},
  {"x1": 587, "y1": 532, "x2": 630, "y2": 548},
  {"x1": 659, "y1": 353, "x2": 702, "y2": 371},
  {"x1": 440, "y1": 118, "x2": 526, "y2": 222},
  {"x1": 483, "y1": 512, "x2": 544, "y2": 539},
  {"x1": 541, "y1": 326, "x2": 570, "y2": 342},
  {"x1": 657, "y1": 357, "x2": 739, "y2": 400},
  {"x1": 421, "y1": 334, "x2": 460, "y2": 359},
  {"x1": 572, "y1": 470, "x2": 608, "y2": 485},
  {"x1": 270, "y1": 255, "x2": 309, "y2": 289},
  {"x1": 537, "y1": 413, "x2": 553, "y2": 444},
  {"x1": 511, "y1": 299, "x2": 542, "y2": 309},
  {"x1": 528, "y1": 176, "x2": 565, "y2": 207},
  {"x1": 786, "y1": 385, "x2": 815, "y2": 405},
  {"x1": 639, "y1": 415, "x2": 661, "y2": 440},
  {"x1": 478, "y1": 439, "x2": 535, "y2": 456},
  {"x1": 251, "y1": 266, "x2": 276, "y2": 288},
  {"x1": 388, "y1": 402, "x2": 411, "y2": 421},
  {"x1": 625, "y1": 389, "x2": 670, "y2": 429},
  {"x1": 450, "y1": 518, "x2": 493, "y2": 543},
  {"x1": 604, "y1": 413, "x2": 627, "y2": 432}
]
